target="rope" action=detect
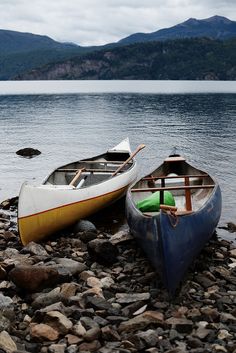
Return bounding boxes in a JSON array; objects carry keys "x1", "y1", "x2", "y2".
[{"x1": 167, "y1": 210, "x2": 179, "y2": 228}]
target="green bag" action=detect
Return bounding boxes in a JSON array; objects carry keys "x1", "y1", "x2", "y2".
[{"x1": 136, "y1": 191, "x2": 175, "y2": 212}]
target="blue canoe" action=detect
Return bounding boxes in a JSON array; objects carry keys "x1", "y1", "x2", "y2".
[{"x1": 126, "y1": 154, "x2": 222, "y2": 295}]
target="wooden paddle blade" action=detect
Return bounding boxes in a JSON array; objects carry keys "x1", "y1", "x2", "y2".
[{"x1": 112, "y1": 143, "x2": 146, "y2": 177}]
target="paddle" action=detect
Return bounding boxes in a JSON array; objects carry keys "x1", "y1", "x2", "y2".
[
  {"x1": 69, "y1": 168, "x2": 86, "y2": 186},
  {"x1": 112, "y1": 144, "x2": 146, "y2": 177}
]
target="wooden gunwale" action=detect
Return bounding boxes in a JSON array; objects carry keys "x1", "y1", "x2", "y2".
[
  {"x1": 81, "y1": 160, "x2": 133, "y2": 164},
  {"x1": 57, "y1": 168, "x2": 124, "y2": 173}
]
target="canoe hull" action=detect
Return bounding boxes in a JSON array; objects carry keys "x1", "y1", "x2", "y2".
[
  {"x1": 126, "y1": 155, "x2": 222, "y2": 294},
  {"x1": 19, "y1": 184, "x2": 129, "y2": 245},
  {"x1": 126, "y1": 185, "x2": 221, "y2": 294},
  {"x1": 18, "y1": 138, "x2": 138, "y2": 245}
]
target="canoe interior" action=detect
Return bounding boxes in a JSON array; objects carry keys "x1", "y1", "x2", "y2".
[
  {"x1": 44, "y1": 151, "x2": 132, "y2": 187},
  {"x1": 131, "y1": 158, "x2": 215, "y2": 214}
]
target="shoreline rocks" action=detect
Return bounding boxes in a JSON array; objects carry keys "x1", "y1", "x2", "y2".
[{"x1": 0, "y1": 199, "x2": 235, "y2": 353}]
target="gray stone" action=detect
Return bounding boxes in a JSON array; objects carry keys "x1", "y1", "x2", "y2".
[
  {"x1": 83, "y1": 326, "x2": 101, "y2": 342},
  {"x1": 110, "y1": 230, "x2": 133, "y2": 245},
  {"x1": 48, "y1": 343, "x2": 67, "y2": 353},
  {"x1": 9, "y1": 265, "x2": 71, "y2": 292},
  {"x1": 73, "y1": 220, "x2": 97, "y2": 233},
  {"x1": 87, "y1": 238, "x2": 118, "y2": 265},
  {"x1": 166, "y1": 317, "x2": 193, "y2": 334},
  {"x1": 45, "y1": 310, "x2": 73, "y2": 335},
  {"x1": 0, "y1": 293, "x2": 13, "y2": 309},
  {"x1": 32, "y1": 287, "x2": 62, "y2": 308},
  {"x1": 0, "y1": 331, "x2": 17, "y2": 353},
  {"x1": 54, "y1": 258, "x2": 86, "y2": 275},
  {"x1": 137, "y1": 329, "x2": 159, "y2": 347},
  {"x1": 0, "y1": 313, "x2": 11, "y2": 331},
  {"x1": 23, "y1": 241, "x2": 48, "y2": 256},
  {"x1": 116, "y1": 292, "x2": 150, "y2": 303}
]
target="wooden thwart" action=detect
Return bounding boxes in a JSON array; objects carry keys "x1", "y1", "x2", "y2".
[
  {"x1": 142, "y1": 174, "x2": 209, "y2": 181},
  {"x1": 131, "y1": 184, "x2": 215, "y2": 192}
]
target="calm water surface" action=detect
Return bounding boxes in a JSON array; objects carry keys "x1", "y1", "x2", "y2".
[{"x1": 0, "y1": 81, "x2": 235, "y2": 229}]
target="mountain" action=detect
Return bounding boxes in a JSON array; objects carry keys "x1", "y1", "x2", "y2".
[
  {"x1": 1, "y1": 15, "x2": 236, "y2": 80},
  {"x1": 0, "y1": 29, "x2": 117, "y2": 79},
  {"x1": 0, "y1": 29, "x2": 79, "y2": 55},
  {"x1": 16, "y1": 38, "x2": 236, "y2": 81},
  {"x1": 119, "y1": 16, "x2": 236, "y2": 45},
  {"x1": 0, "y1": 30, "x2": 99, "y2": 80}
]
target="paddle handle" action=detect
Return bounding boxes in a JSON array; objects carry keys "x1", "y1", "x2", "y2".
[
  {"x1": 69, "y1": 168, "x2": 85, "y2": 186},
  {"x1": 112, "y1": 144, "x2": 146, "y2": 177}
]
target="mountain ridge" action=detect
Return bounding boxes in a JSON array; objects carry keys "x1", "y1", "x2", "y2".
[
  {"x1": 119, "y1": 15, "x2": 236, "y2": 45},
  {"x1": 0, "y1": 15, "x2": 236, "y2": 80}
]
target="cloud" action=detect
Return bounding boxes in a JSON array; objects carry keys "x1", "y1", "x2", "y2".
[{"x1": 0, "y1": 0, "x2": 235, "y2": 45}]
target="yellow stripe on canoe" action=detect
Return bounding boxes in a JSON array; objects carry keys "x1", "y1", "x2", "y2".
[{"x1": 18, "y1": 187, "x2": 126, "y2": 245}]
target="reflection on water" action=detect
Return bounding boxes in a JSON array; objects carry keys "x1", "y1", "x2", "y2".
[{"x1": 0, "y1": 89, "x2": 235, "y2": 227}]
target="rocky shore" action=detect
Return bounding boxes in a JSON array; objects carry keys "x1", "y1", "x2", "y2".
[{"x1": 0, "y1": 197, "x2": 235, "y2": 353}]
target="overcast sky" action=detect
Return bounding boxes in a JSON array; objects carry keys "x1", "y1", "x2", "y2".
[{"x1": 1, "y1": 0, "x2": 235, "y2": 46}]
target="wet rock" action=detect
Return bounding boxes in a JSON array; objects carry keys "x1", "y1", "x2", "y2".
[
  {"x1": 87, "y1": 238, "x2": 118, "y2": 265},
  {"x1": 0, "y1": 330, "x2": 17, "y2": 353},
  {"x1": 16, "y1": 147, "x2": 41, "y2": 158},
  {"x1": 0, "y1": 197, "x2": 18, "y2": 210},
  {"x1": 226, "y1": 222, "x2": 236, "y2": 233},
  {"x1": 30, "y1": 323, "x2": 60, "y2": 341}
]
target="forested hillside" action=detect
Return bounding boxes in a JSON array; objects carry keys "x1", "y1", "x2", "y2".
[{"x1": 16, "y1": 38, "x2": 236, "y2": 80}]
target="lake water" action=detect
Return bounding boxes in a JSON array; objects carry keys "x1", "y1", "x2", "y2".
[{"x1": 0, "y1": 80, "x2": 235, "y2": 229}]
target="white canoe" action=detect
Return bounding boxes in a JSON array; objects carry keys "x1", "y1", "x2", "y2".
[{"x1": 18, "y1": 138, "x2": 139, "y2": 245}]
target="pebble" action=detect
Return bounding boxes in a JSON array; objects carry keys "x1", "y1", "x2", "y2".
[{"x1": 0, "y1": 199, "x2": 235, "y2": 353}]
